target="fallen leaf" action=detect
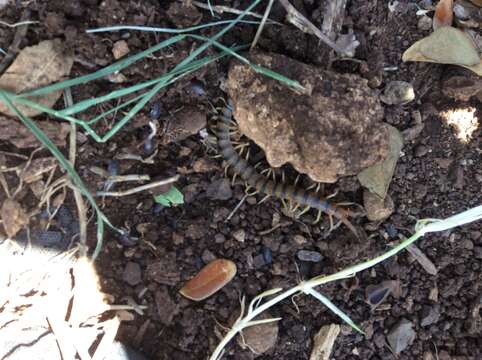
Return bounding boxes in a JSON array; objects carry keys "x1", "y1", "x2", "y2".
[
  {"x1": 180, "y1": 259, "x2": 236, "y2": 301},
  {"x1": 0, "y1": 115, "x2": 70, "y2": 148},
  {"x1": 20, "y1": 157, "x2": 57, "y2": 183},
  {"x1": 433, "y1": 0, "x2": 454, "y2": 29},
  {"x1": 1, "y1": 198, "x2": 29, "y2": 238},
  {"x1": 403, "y1": 27, "x2": 481, "y2": 75},
  {"x1": 358, "y1": 125, "x2": 403, "y2": 199},
  {"x1": 0, "y1": 39, "x2": 74, "y2": 117}
]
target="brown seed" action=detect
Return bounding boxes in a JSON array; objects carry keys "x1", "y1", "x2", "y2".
[{"x1": 180, "y1": 259, "x2": 236, "y2": 301}]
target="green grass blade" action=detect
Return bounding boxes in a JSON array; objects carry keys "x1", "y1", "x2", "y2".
[
  {"x1": 86, "y1": 19, "x2": 262, "y2": 34},
  {"x1": 306, "y1": 287, "x2": 364, "y2": 334},
  {"x1": 0, "y1": 90, "x2": 118, "y2": 259},
  {"x1": 17, "y1": 35, "x2": 186, "y2": 98}
]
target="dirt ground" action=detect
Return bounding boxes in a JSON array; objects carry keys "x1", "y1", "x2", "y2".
[{"x1": 0, "y1": 0, "x2": 481, "y2": 359}]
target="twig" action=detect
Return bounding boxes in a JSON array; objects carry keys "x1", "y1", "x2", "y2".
[
  {"x1": 250, "y1": 0, "x2": 275, "y2": 50},
  {"x1": 278, "y1": 0, "x2": 346, "y2": 54},
  {"x1": 321, "y1": 0, "x2": 347, "y2": 40},
  {"x1": 0, "y1": 20, "x2": 40, "y2": 28},
  {"x1": 96, "y1": 175, "x2": 180, "y2": 197},
  {"x1": 64, "y1": 89, "x2": 89, "y2": 256},
  {"x1": 0, "y1": 9, "x2": 32, "y2": 73},
  {"x1": 191, "y1": 0, "x2": 280, "y2": 25}
]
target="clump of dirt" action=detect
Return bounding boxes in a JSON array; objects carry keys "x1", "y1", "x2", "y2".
[{"x1": 226, "y1": 51, "x2": 389, "y2": 183}]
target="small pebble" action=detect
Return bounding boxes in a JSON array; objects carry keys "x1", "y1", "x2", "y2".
[
  {"x1": 297, "y1": 250, "x2": 323, "y2": 263},
  {"x1": 215, "y1": 233, "x2": 226, "y2": 243},
  {"x1": 118, "y1": 230, "x2": 139, "y2": 247},
  {"x1": 206, "y1": 179, "x2": 232, "y2": 201},
  {"x1": 112, "y1": 40, "x2": 130, "y2": 59},
  {"x1": 253, "y1": 254, "x2": 266, "y2": 269},
  {"x1": 387, "y1": 319, "x2": 416, "y2": 354},
  {"x1": 149, "y1": 101, "x2": 161, "y2": 120},
  {"x1": 190, "y1": 79, "x2": 206, "y2": 96},
  {"x1": 143, "y1": 140, "x2": 154, "y2": 155},
  {"x1": 414, "y1": 145, "x2": 429, "y2": 157},
  {"x1": 417, "y1": 15, "x2": 432, "y2": 31},
  {"x1": 122, "y1": 262, "x2": 142, "y2": 286},
  {"x1": 202, "y1": 249, "x2": 217, "y2": 264},
  {"x1": 107, "y1": 160, "x2": 119, "y2": 175},
  {"x1": 262, "y1": 247, "x2": 273, "y2": 264},
  {"x1": 293, "y1": 234, "x2": 307, "y2": 245},
  {"x1": 380, "y1": 81, "x2": 415, "y2": 105},
  {"x1": 421, "y1": 305, "x2": 440, "y2": 327},
  {"x1": 232, "y1": 229, "x2": 246, "y2": 243},
  {"x1": 153, "y1": 203, "x2": 164, "y2": 214},
  {"x1": 385, "y1": 223, "x2": 398, "y2": 238}
]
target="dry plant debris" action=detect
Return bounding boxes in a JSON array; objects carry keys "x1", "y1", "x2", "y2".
[
  {"x1": 0, "y1": 39, "x2": 74, "y2": 117},
  {"x1": 1, "y1": 198, "x2": 28, "y2": 238},
  {"x1": 310, "y1": 324, "x2": 341, "y2": 360}
]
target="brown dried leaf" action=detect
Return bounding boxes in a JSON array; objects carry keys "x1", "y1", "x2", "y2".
[
  {"x1": 20, "y1": 157, "x2": 57, "y2": 183},
  {"x1": 403, "y1": 27, "x2": 481, "y2": 75},
  {"x1": 0, "y1": 115, "x2": 70, "y2": 148},
  {"x1": 433, "y1": 0, "x2": 454, "y2": 29},
  {"x1": 180, "y1": 259, "x2": 236, "y2": 301},
  {"x1": 0, "y1": 39, "x2": 74, "y2": 117},
  {"x1": 1, "y1": 198, "x2": 29, "y2": 238}
]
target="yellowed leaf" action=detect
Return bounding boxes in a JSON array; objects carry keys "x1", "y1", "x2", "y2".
[
  {"x1": 0, "y1": 39, "x2": 74, "y2": 117},
  {"x1": 462, "y1": 58, "x2": 482, "y2": 75},
  {"x1": 403, "y1": 27, "x2": 481, "y2": 76}
]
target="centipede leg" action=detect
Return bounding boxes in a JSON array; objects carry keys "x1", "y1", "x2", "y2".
[
  {"x1": 326, "y1": 190, "x2": 339, "y2": 200},
  {"x1": 298, "y1": 205, "x2": 311, "y2": 217},
  {"x1": 258, "y1": 194, "x2": 271, "y2": 204},
  {"x1": 312, "y1": 209, "x2": 323, "y2": 225}
]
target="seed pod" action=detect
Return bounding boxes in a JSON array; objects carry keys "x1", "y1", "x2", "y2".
[{"x1": 180, "y1": 259, "x2": 236, "y2": 301}]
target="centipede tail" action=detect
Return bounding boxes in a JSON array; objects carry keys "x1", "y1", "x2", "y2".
[{"x1": 217, "y1": 101, "x2": 359, "y2": 238}]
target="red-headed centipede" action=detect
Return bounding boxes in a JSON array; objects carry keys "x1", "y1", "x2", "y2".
[{"x1": 216, "y1": 100, "x2": 360, "y2": 238}]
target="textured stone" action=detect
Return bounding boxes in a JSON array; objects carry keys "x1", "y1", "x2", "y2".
[{"x1": 226, "y1": 52, "x2": 389, "y2": 183}]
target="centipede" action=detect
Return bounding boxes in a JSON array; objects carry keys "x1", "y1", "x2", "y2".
[{"x1": 216, "y1": 99, "x2": 360, "y2": 238}]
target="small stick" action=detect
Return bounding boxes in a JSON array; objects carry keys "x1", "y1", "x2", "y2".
[
  {"x1": 191, "y1": 0, "x2": 281, "y2": 25},
  {"x1": 250, "y1": 0, "x2": 275, "y2": 50},
  {"x1": 65, "y1": 89, "x2": 89, "y2": 256},
  {"x1": 96, "y1": 175, "x2": 179, "y2": 197},
  {"x1": 278, "y1": 0, "x2": 346, "y2": 54}
]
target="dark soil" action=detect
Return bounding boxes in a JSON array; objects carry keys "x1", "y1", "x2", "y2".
[{"x1": 1, "y1": 1, "x2": 481, "y2": 360}]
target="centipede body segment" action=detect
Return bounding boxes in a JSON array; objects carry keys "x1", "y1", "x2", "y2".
[{"x1": 216, "y1": 100, "x2": 359, "y2": 236}]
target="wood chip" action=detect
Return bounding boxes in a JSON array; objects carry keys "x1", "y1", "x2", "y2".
[
  {"x1": 310, "y1": 324, "x2": 341, "y2": 360},
  {"x1": 407, "y1": 244, "x2": 438, "y2": 275}
]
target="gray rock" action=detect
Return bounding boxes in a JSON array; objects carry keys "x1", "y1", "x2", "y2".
[
  {"x1": 297, "y1": 250, "x2": 323, "y2": 263},
  {"x1": 380, "y1": 81, "x2": 415, "y2": 105},
  {"x1": 418, "y1": 15, "x2": 432, "y2": 31},
  {"x1": 238, "y1": 312, "x2": 278, "y2": 354},
  {"x1": 232, "y1": 229, "x2": 246, "y2": 243},
  {"x1": 206, "y1": 178, "x2": 232, "y2": 201},
  {"x1": 122, "y1": 262, "x2": 142, "y2": 286},
  {"x1": 363, "y1": 190, "x2": 394, "y2": 222},
  {"x1": 387, "y1": 318, "x2": 416, "y2": 354},
  {"x1": 155, "y1": 287, "x2": 179, "y2": 326},
  {"x1": 421, "y1": 305, "x2": 440, "y2": 327}
]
